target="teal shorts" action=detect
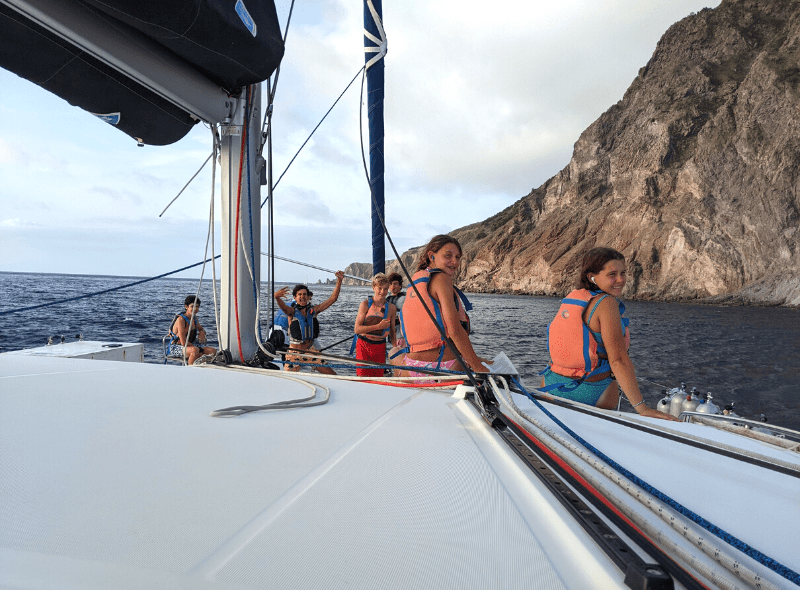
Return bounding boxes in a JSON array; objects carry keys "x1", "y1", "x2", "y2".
[{"x1": 542, "y1": 368, "x2": 612, "y2": 406}]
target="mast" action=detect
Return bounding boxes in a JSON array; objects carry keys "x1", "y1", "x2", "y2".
[
  {"x1": 364, "y1": 0, "x2": 387, "y2": 275},
  {"x1": 219, "y1": 85, "x2": 262, "y2": 363}
]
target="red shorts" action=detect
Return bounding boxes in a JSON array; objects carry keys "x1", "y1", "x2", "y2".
[{"x1": 356, "y1": 337, "x2": 386, "y2": 377}]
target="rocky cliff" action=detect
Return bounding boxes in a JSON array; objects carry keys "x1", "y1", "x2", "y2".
[{"x1": 353, "y1": 0, "x2": 800, "y2": 306}]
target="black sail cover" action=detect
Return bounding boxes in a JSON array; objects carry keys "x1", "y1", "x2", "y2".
[{"x1": 0, "y1": 0, "x2": 284, "y2": 145}]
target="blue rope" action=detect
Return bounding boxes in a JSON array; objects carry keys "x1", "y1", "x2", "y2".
[
  {"x1": 0, "y1": 256, "x2": 221, "y2": 317},
  {"x1": 511, "y1": 378, "x2": 800, "y2": 586}
]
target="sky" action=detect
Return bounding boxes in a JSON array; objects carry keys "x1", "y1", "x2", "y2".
[{"x1": 0, "y1": 0, "x2": 722, "y2": 283}]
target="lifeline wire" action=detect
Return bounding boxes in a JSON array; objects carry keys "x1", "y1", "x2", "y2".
[
  {"x1": 261, "y1": 253, "x2": 371, "y2": 283},
  {"x1": 258, "y1": 0, "x2": 295, "y2": 155},
  {"x1": 158, "y1": 151, "x2": 214, "y2": 217},
  {"x1": 510, "y1": 378, "x2": 800, "y2": 587},
  {"x1": 0, "y1": 257, "x2": 221, "y2": 317}
]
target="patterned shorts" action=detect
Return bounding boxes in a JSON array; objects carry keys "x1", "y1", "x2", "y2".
[
  {"x1": 402, "y1": 356, "x2": 459, "y2": 384},
  {"x1": 285, "y1": 346, "x2": 324, "y2": 371}
]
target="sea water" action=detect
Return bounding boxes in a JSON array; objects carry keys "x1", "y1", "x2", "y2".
[{"x1": 1, "y1": 271, "x2": 799, "y2": 431}]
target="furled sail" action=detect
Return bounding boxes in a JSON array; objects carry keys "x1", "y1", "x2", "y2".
[{"x1": 0, "y1": 0, "x2": 284, "y2": 145}]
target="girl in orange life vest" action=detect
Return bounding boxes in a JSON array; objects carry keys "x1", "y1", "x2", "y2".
[
  {"x1": 353, "y1": 273, "x2": 397, "y2": 377},
  {"x1": 394, "y1": 235, "x2": 490, "y2": 378},
  {"x1": 274, "y1": 270, "x2": 344, "y2": 375},
  {"x1": 542, "y1": 247, "x2": 676, "y2": 421}
]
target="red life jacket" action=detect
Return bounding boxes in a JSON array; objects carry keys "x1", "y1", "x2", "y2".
[{"x1": 547, "y1": 289, "x2": 630, "y2": 379}]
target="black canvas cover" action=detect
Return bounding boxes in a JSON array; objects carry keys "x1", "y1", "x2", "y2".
[
  {"x1": 0, "y1": 0, "x2": 284, "y2": 146},
  {"x1": 79, "y1": 0, "x2": 285, "y2": 94}
]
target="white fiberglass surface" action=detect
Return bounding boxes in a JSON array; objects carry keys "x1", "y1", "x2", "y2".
[
  {"x1": 0, "y1": 356, "x2": 417, "y2": 575},
  {"x1": 0, "y1": 355, "x2": 629, "y2": 589},
  {"x1": 510, "y1": 393, "x2": 800, "y2": 573}
]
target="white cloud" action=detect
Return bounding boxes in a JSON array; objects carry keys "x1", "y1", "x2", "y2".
[{"x1": 0, "y1": 0, "x2": 721, "y2": 278}]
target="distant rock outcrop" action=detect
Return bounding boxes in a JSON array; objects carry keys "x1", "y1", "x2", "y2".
[
  {"x1": 351, "y1": 0, "x2": 800, "y2": 306},
  {"x1": 343, "y1": 262, "x2": 373, "y2": 286},
  {"x1": 343, "y1": 249, "x2": 421, "y2": 286}
]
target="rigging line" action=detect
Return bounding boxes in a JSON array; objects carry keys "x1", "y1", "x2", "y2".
[
  {"x1": 209, "y1": 126, "x2": 222, "y2": 356},
  {"x1": 0, "y1": 256, "x2": 221, "y2": 317},
  {"x1": 253, "y1": 81, "x2": 279, "y2": 364},
  {"x1": 244, "y1": 87, "x2": 260, "y2": 337},
  {"x1": 638, "y1": 376, "x2": 674, "y2": 390},
  {"x1": 261, "y1": 253, "x2": 371, "y2": 283},
  {"x1": 511, "y1": 378, "x2": 800, "y2": 587},
  {"x1": 267, "y1": 78, "x2": 277, "y2": 335},
  {"x1": 260, "y1": 66, "x2": 365, "y2": 208},
  {"x1": 316, "y1": 334, "x2": 357, "y2": 352},
  {"x1": 356, "y1": 68, "x2": 482, "y2": 391},
  {"x1": 259, "y1": 0, "x2": 296, "y2": 151},
  {"x1": 232, "y1": 86, "x2": 250, "y2": 364},
  {"x1": 184, "y1": 131, "x2": 224, "y2": 365},
  {"x1": 242, "y1": 86, "x2": 269, "y2": 363},
  {"x1": 158, "y1": 151, "x2": 214, "y2": 217}
]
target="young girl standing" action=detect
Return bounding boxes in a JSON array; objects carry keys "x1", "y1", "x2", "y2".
[{"x1": 353, "y1": 273, "x2": 396, "y2": 377}]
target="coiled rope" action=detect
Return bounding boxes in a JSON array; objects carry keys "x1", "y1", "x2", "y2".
[{"x1": 208, "y1": 366, "x2": 330, "y2": 417}]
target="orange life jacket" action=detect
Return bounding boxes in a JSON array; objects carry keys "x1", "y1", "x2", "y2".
[
  {"x1": 399, "y1": 268, "x2": 471, "y2": 354},
  {"x1": 547, "y1": 289, "x2": 630, "y2": 379}
]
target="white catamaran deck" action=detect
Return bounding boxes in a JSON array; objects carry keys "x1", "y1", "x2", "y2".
[
  {"x1": 2, "y1": 354, "x2": 799, "y2": 589},
  {"x1": 0, "y1": 354, "x2": 629, "y2": 589}
]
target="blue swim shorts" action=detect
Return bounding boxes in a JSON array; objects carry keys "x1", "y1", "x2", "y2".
[{"x1": 541, "y1": 368, "x2": 612, "y2": 406}]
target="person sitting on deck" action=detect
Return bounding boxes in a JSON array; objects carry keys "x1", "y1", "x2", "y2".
[
  {"x1": 540, "y1": 247, "x2": 677, "y2": 421},
  {"x1": 392, "y1": 234, "x2": 490, "y2": 381},
  {"x1": 168, "y1": 295, "x2": 216, "y2": 365},
  {"x1": 353, "y1": 273, "x2": 396, "y2": 377},
  {"x1": 274, "y1": 271, "x2": 344, "y2": 374}
]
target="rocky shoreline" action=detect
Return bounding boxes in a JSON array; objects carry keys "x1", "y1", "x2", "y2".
[{"x1": 347, "y1": 0, "x2": 800, "y2": 309}]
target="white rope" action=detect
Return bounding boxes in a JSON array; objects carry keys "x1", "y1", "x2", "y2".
[
  {"x1": 182, "y1": 126, "x2": 224, "y2": 367},
  {"x1": 490, "y1": 379, "x2": 786, "y2": 590},
  {"x1": 209, "y1": 127, "x2": 222, "y2": 356},
  {"x1": 364, "y1": 0, "x2": 387, "y2": 70},
  {"x1": 205, "y1": 365, "x2": 331, "y2": 416}
]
